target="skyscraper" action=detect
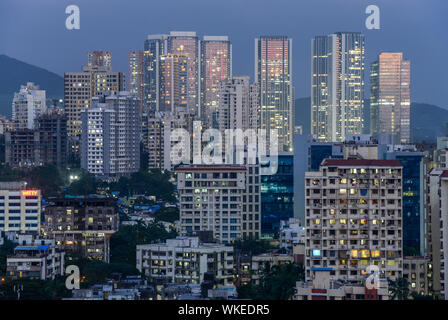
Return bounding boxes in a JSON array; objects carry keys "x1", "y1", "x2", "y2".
[
  {"x1": 159, "y1": 54, "x2": 188, "y2": 114},
  {"x1": 128, "y1": 51, "x2": 145, "y2": 111},
  {"x1": 200, "y1": 36, "x2": 232, "y2": 126},
  {"x1": 167, "y1": 31, "x2": 200, "y2": 116},
  {"x1": 311, "y1": 32, "x2": 365, "y2": 142},
  {"x1": 370, "y1": 52, "x2": 411, "y2": 144},
  {"x1": 143, "y1": 34, "x2": 168, "y2": 113},
  {"x1": 255, "y1": 36, "x2": 293, "y2": 152}
]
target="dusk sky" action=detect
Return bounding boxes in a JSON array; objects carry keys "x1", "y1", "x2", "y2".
[{"x1": 0, "y1": 0, "x2": 446, "y2": 107}]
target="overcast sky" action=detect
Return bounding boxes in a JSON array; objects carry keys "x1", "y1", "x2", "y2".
[{"x1": 0, "y1": 0, "x2": 446, "y2": 107}]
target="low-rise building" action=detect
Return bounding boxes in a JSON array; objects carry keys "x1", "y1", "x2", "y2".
[
  {"x1": 6, "y1": 235, "x2": 64, "y2": 280},
  {"x1": 279, "y1": 218, "x2": 305, "y2": 251},
  {"x1": 251, "y1": 253, "x2": 294, "y2": 285},
  {"x1": 0, "y1": 182, "x2": 41, "y2": 234},
  {"x1": 403, "y1": 256, "x2": 431, "y2": 296},
  {"x1": 136, "y1": 236, "x2": 234, "y2": 286},
  {"x1": 295, "y1": 268, "x2": 389, "y2": 300},
  {"x1": 43, "y1": 197, "x2": 119, "y2": 262}
]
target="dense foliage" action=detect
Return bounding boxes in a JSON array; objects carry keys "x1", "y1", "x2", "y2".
[
  {"x1": 110, "y1": 221, "x2": 178, "y2": 266},
  {"x1": 0, "y1": 164, "x2": 63, "y2": 196},
  {"x1": 0, "y1": 277, "x2": 72, "y2": 300},
  {"x1": 154, "y1": 207, "x2": 179, "y2": 223},
  {"x1": 0, "y1": 240, "x2": 16, "y2": 276},
  {"x1": 389, "y1": 277, "x2": 410, "y2": 300},
  {"x1": 237, "y1": 263, "x2": 304, "y2": 300}
]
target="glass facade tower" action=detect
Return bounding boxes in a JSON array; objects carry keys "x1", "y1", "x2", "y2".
[
  {"x1": 370, "y1": 52, "x2": 411, "y2": 144},
  {"x1": 200, "y1": 36, "x2": 232, "y2": 126},
  {"x1": 255, "y1": 36, "x2": 293, "y2": 152},
  {"x1": 311, "y1": 32, "x2": 365, "y2": 142}
]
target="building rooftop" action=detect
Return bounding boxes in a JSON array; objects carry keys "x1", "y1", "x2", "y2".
[
  {"x1": 175, "y1": 165, "x2": 246, "y2": 171},
  {"x1": 321, "y1": 159, "x2": 402, "y2": 167}
]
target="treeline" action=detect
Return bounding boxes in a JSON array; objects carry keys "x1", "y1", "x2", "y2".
[{"x1": 0, "y1": 163, "x2": 176, "y2": 202}]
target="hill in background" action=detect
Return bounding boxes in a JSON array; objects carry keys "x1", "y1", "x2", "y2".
[
  {"x1": 0, "y1": 54, "x2": 63, "y2": 117},
  {"x1": 294, "y1": 98, "x2": 448, "y2": 143},
  {"x1": 0, "y1": 55, "x2": 446, "y2": 142}
]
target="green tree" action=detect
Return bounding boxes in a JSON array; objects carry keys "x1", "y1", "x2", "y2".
[
  {"x1": 28, "y1": 165, "x2": 63, "y2": 196},
  {"x1": 110, "y1": 221, "x2": 177, "y2": 266},
  {"x1": 389, "y1": 277, "x2": 410, "y2": 300},
  {"x1": 0, "y1": 240, "x2": 16, "y2": 276},
  {"x1": 65, "y1": 170, "x2": 98, "y2": 195},
  {"x1": 82, "y1": 261, "x2": 140, "y2": 284},
  {"x1": 0, "y1": 277, "x2": 72, "y2": 300},
  {"x1": 154, "y1": 207, "x2": 179, "y2": 223},
  {"x1": 237, "y1": 263, "x2": 304, "y2": 300},
  {"x1": 108, "y1": 169, "x2": 176, "y2": 202}
]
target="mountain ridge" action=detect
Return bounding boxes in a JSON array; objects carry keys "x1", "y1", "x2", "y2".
[
  {"x1": 0, "y1": 54, "x2": 63, "y2": 117},
  {"x1": 294, "y1": 97, "x2": 448, "y2": 143}
]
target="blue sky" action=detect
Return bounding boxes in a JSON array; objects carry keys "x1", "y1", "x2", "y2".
[{"x1": 0, "y1": 0, "x2": 446, "y2": 107}]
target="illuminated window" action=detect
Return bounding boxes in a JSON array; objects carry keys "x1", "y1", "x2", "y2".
[
  {"x1": 361, "y1": 250, "x2": 370, "y2": 258},
  {"x1": 371, "y1": 250, "x2": 380, "y2": 258}
]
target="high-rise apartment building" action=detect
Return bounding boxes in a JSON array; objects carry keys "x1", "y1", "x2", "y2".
[
  {"x1": 80, "y1": 92, "x2": 140, "y2": 178},
  {"x1": 147, "y1": 111, "x2": 193, "y2": 171},
  {"x1": 370, "y1": 52, "x2": 411, "y2": 144},
  {"x1": 128, "y1": 51, "x2": 145, "y2": 111},
  {"x1": 200, "y1": 36, "x2": 232, "y2": 125},
  {"x1": 36, "y1": 107, "x2": 68, "y2": 169},
  {"x1": 426, "y1": 168, "x2": 446, "y2": 297},
  {"x1": 176, "y1": 164, "x2": 260, "y2": 243},
  {"x1": 167, "y1": 32, "x2": 200, "y2": 116},
  {"x1": 64, "y1": 55, "x2": 125, "y2": 137},
  {"x1": 5, "y1": 108, "x2": 68, "y2": 169},
  {"x1": 87, "y1": 51, "x2": 112, "y2": 69},
  {"x1": 217, "y1": 76, "x2": 258, "y2": 133},
  {"x1": 255, "y1": 36, "x2": 293, "y2": 152},
  {"x1": 304, "y1": 159, "x2": 403, "y2": 283},
  {"x1": 311, "y1": 32, "x2": 365, "y2": 142},
  {"x1": 12, "y1": 82, "x2": 46, "y2": 130}
]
